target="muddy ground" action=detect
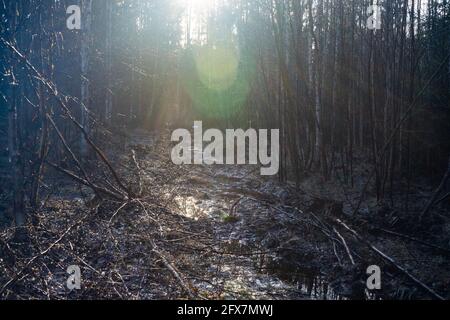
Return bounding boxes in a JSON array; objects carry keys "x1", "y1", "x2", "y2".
[{"x1": 0, "y1": 129, "x2": 449, "y2": 300}]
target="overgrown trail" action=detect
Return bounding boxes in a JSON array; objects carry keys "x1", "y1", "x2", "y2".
[
  {"x1": 1, "y1": 130, "x2": 447, "y2": 300},
  {"x1": 167, "y1": 163, "x2": 312, "y2": 299},
  {"x1": 0, "y1": 130, "x2": 336, "y2": 300},
  {"x1": 129, "y1": 129, "x2": 450, "y2": 300},
  {"x1": 130, "y1": 130, "x2": 339, "y2": 299}
]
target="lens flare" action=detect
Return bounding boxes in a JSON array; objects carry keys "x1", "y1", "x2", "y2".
[
  {"x1": 195, "y1": 45, "x2": 239, "y2": 92},
  {"x1": 181, "y1": 43, "x2": 255, "y2": 119}
]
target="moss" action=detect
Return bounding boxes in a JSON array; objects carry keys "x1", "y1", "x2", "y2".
[{"x1": 221, "y1": 213, "x2": 239, "y2": 223}]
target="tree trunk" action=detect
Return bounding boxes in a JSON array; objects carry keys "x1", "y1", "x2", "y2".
[{"x1": 81, "y1": 0, "x2": 92, "y2": 156}]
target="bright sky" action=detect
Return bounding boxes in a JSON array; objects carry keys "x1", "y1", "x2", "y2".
[{"x1": 179, "y1": 0, "x2": 215, "y2": 45}]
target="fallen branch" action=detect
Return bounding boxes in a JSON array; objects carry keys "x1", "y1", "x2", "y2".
[
  {"x1": 333, "y1": 227, "x2": 356, "y2": 265},
  {"x1": 109, "y1": 202, "x2": 129, "y2": 223},
  {"x1": 47, "y1": 114, "x2": 103, "y2": 198},
  {"x1": 336, "y1": 219, "x2": 445, "y2": 300},
  {"x1": 0, "y1": 213, "x2": 90, "y2": 296},
  {"x1": 376, "y1": 228, "x2": 450, "y2": 256},
  {"x1": 150, "y1": 240, "x2": 198, "y2": 299},
  {"x1": 46, "y1": 161, "x2": 125, "y2": 201}
]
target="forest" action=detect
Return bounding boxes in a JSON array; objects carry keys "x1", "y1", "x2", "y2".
[{"x1": 0, "y1": 0, "x2": 449, "y2": 300}]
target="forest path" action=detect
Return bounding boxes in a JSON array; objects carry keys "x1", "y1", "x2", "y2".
[
  {"x1": 129, "y1": 129, "x2": 333, "y2": 299},
  {"x1": 167, "y1": 166, "x2": 318, "y2": 299}
]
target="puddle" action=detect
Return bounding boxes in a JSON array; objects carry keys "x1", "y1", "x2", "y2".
[
  {"x1": 137, "y1": 131, "x2": 343, "y2": 300},
  {"x1": 266, "y1": 262, "x2": 343, "y2": 300},
  {"x1": 168, "y1": 187, "x2": 344, "y2": 299}
]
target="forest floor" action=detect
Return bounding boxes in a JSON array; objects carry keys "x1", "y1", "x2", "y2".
[{"x1": 0, "y1": 129, "x2": 449, "y2": 300}]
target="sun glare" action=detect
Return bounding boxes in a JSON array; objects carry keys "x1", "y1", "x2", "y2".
[
  {"x1": 182, "y1": 0, "x2": 213, "y2": 11},
  {"x1": 179, "y1": 0, "x2": 215, "y2": 45}
]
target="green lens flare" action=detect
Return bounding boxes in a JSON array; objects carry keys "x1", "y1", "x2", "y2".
[
  {"x1": 181, "y1": 44, "x2": 254, "y2": 119},
  {"x1": 195, "y1": 45, "x2": 239, "y2": 91}
]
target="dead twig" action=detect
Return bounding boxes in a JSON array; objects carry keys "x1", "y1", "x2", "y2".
[
  {"x1": 0, "y1": 37, "x2": 133, "y2": 199},
  {"x1": 333, "y1": 227, "x2": 356, "y2": 265},
  {"x1": 150, "y1": 240, "x2": 199, "y2": 299},
  {"x1": 109, "y1": 202, "x2": 129, "y2": 223},
  {"x1": 46, "y1": 161, "x2": 125, "y2": 201},
  {"x1": 131, "y1": 149, "x2": 143, "y2": 196},
  {"x1": 0, "y1": 212, "x2": 90, "y2": 296}
]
